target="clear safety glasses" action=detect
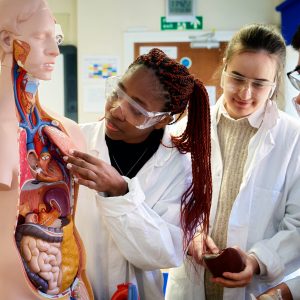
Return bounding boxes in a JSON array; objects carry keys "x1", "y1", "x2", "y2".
[
  {"x1": 222, "y1": 70, "x2": 276, "y2": 100},
  {"x1": 105, "y1": 76, "x2": 170, "y2": 129},
  {"x1": 287, "y1": 66, "x2": 300, "y2": 91}
]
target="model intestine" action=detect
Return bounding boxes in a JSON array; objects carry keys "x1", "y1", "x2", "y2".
[{"x1": 14, "y1": 40, "x2": 81, "y2": 296}]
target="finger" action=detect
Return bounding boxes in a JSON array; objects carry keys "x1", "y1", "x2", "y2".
[
  {"x1": 222, "y1": 271, "x2": 245, "y2": 280},
  {"x1": 217, "y1": 271, "x2": 250, "y2": 286},
  {"x1": 76, "y1": 177, "x2": 98, "y2": 190},
  {"x1": 65, "y1": 155, "x2": 98, "y2": 175},
  {"x1": 206, "y1": 236, "x2": 219, "y2": 254},
  {"x1": 211, "y1": 277, "x2": 247, "y2": 288},
  {"x1": 67, "y1": 163, "x2": 97, "y2": 181},
  {"x1": 189, "y1": 235, "x2": 205, "y2": 264},
  {"x1": 64, "y1": 155, "x2": 89, "y2": 168},
  {"x1": 70, "y1": 149, "x2": 101, "y2": 166},
  {"x1": 194, "y1": 251, "x2": 204, "y2": 265}
]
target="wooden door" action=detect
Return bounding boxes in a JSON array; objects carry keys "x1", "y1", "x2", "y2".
[{"x1": 134, "y1": 41, "x2": 227, "y2": 104}]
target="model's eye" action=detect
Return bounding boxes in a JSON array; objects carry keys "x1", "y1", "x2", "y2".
[{"x1": 34, "y1": 34, "x2": 46, "y2": 40}]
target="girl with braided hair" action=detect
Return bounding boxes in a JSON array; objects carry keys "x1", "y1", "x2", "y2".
[{"x1": 64, "y1": 48, "x2": 212, "y2": 299}]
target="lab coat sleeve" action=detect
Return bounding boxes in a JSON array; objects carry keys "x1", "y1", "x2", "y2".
[
  {"x1": 249, "y1": 145, "x2": 300, "y2": 282},
  {"x1": 94, "y1": 164, "x2": 189, "y2": 271},
  {"x1": 285, "y1": 277, "x2": 300, "y2": 300}
]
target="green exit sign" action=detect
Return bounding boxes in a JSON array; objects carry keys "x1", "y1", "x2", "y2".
[{"x1": 161, "y1": 16, "x2": 203, "y2": 30}]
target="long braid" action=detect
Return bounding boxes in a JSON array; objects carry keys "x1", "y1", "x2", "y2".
[
  {"x1": 173, "y1": 80, "x2": 212, "y2": 249},
  {"x1": 129, "y1": 48, "x2": 212, "y2": 250}
]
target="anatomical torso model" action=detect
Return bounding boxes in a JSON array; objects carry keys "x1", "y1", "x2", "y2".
[{"x1": 0, "y1": 0, "x2": 93, "y2": 299}]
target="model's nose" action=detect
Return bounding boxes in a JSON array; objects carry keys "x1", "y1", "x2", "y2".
[{"x1": 45, "y1": 37, "x2": 60, "y2": 57}]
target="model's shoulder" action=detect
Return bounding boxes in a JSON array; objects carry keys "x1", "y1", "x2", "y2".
[{"x1": 43, "y1": 108, "x2": 86, "y2": 151}]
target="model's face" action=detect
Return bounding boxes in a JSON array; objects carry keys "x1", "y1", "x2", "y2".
[
  {"x1": 105, "y1": 66, "x2": 168, "y2": 143},
  {"x1": 14, "y1": 8, "x2": 60, "y2": 80},
  {"x1": 222, "y1": 51, "x2": 277, "y2": 119}
]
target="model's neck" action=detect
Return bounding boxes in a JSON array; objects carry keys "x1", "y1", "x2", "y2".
[{"x1": 11, "y1": 62, "x2": 41, "y2": 119}]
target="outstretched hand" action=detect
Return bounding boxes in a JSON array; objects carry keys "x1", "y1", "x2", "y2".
[
  {"x1": 210, "y1": 247, "x2": 259, "y2": 288},
  {"x1": 64, "y1": 149, "x2": 128, "y2": 196}
]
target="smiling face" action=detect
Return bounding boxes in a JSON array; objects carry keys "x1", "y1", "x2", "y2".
[
  {"x1": 13, "y1": 8, "x2": 60, "y2": 80},
  {"x1": 223, "y1": 51, "x2": 277, "y2": 119},
  {"x1": 104, "y1": 66, "x2": 170, "y2": 143}
]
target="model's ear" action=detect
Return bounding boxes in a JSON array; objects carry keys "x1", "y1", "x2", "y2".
[
  {"x1": 0, "y1": 30, "x2": 14, "y2": 53},
  {"x1": 154, "y1": 115, "x2": 174, "y2": 129}
]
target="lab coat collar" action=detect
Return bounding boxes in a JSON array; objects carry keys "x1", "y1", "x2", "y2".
[{"x1": 215, "y1": 95, "x2": 280, "y2": 130}]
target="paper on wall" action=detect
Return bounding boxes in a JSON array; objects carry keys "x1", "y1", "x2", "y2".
[{"x1": 82, "y1": 55, "x2": 120, "y2": 113}]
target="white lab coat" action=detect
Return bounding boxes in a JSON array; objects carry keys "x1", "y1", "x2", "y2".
[
  {"x1": 284, "y1": 98, "x2": 300, "y2": 300},
  {"x1": 166, "y1": 98, "x2": 300, "y2": 300},
  {"x1": 293, "y1": 97, "x2": 300, "y2": 116},
  {"x1": 286, "y1": 277, "x2": 300, "y2": 300},
  {"x1": 75, "y1": 120, "x2": 191, "y2": 300}
]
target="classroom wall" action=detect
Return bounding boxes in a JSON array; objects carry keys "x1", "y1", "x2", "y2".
[
  {"x1": 47, "y1": 0, "x2": 284, "y2": 123},
  {"x1": 48, "y1": 0, "x2": 77, "y2": 45}
]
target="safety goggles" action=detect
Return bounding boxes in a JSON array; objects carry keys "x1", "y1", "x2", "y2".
[
  {"x1": 105, "y1": 76, "x2": 170, "y2": 129},
  {"x1": 222, "y1": 70, "x2": 276, "y2": 99},
  {"x1": 287, "y1": 66, "x2": 300, "y2": 91}
]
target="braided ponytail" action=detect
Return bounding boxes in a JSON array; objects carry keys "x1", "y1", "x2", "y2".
[
  {"x1": 172, "y1": 79, "x2": 212, "y2": 249},
  {"x1": 129, "y1": 48, "x2": 212, "y2": 250}
]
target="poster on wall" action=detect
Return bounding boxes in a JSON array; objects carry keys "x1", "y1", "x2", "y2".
[{"x1": 82, "y1": 55, "x2": 120, "y2": 113}]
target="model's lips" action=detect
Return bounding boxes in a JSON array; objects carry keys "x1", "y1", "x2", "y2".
[
  {"x1": 43, "y1": 63, "x2": 55, "y2": 71},
  {"x1": 105, "y1": 119, "x2": 120, "y2": 132}
]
